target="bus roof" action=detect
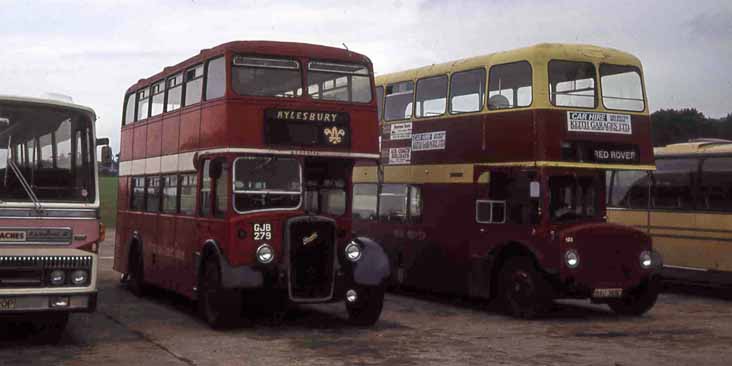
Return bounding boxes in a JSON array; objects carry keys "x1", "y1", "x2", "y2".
[
  {"x1": 655, "y1": 139, "x2": 732, "y2": 156},
  {"x1": 375, "y1": 43, "x2": 642, "y2": 86},
  {"x1": 126, "y1": 40, "x2": 373, "y2": 94},
  {"x1": 0, "y1": 94, "x2": 97, "y2": 121}
]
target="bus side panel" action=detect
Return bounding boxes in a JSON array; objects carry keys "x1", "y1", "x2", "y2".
[
  {"x1": 175, "y1": 215, "x2": 199, "y2": 299},
  {"x1": 607, "y1": 209, "x2": 648, "y2": 230},
  {"x1": 133, "y1": 123, "x2": 148, "y2": 160},
  {"x1": 120, "y1": 127, "x2": 134, "y2": 161},
  {"x1": 158, "y1": 214, "x2": 178, "y2": 291},
  {"x1": 146, "y1": 118, "x2": 163, "y2": 157},
  {"x1": 140, "y1": 212, "x2": 163, "y2": 288},
  {"x1": 199, "y1": 100, "x2": 228, "y2": 149},
  {"x1": 226, "y1": 103, "x2": 263, "y2": 149},
  {"x1": 697, "y1": 213, "x2": 732, "y2": 272},
  {"x1": 179, "y1": 106, "x2": 201, "y2": 152},
  {"x1": 161, "y1": 112, "x2": 181, "y2": 156},
  {"x1": 114, "y1": 177, "x2": 130, "y2": 274}
]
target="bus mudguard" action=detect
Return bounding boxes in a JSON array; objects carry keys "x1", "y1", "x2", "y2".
[
  {"x1": 351, "y1": 237, "x2": 390, "y2": 287},
  {"x1": 198, "y1": 240, "x2": 263, "y2": 289}
]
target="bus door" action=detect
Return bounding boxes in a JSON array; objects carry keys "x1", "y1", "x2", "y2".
[{"x1": 470, "y1": 168, "x2": 538, "y2": 296}]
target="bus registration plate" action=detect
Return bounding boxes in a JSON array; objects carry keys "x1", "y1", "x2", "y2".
[
  {"x1": 593, "y1": 288, "x2": 623, "y2": 298},
  {"x1": 0, "y1": 298, "x2": 16, "y2": 310}
]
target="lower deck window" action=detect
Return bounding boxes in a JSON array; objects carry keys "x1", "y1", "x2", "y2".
[{"x1": 353, "y1": 183, "x2": 377, "y2": 220}]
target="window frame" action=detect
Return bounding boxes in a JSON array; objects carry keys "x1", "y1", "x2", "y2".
[
  {"x1": 475, "y1": 199, "x2": 507, "y2": 224},
  {"x1": 448, "y1": 68, "x2": 486, "y2": 115},
  {"x1": 130, "y1": 176, "x2": 146, "y2": 211},
  {"x1": 599, "y1": 63, "x2": 646, "y2": 112},
  {"x1": 178, "y1": 172, "x2": 198, "y2": 216},
  {"x1": 161, "y1": 174, "x2": 180, "y2": 214},
  {"x1": 548, "y1": 59, "x2": 598, "y2": 109},
  {"x1": 205, "y1": 56, "x2": 227, "y2": 101},
  {"x1": 184, "y1": 64, "x2": 205, "y2": 107},
  {"x1": 231, "y1": 55, "x2": 303, "y2": 98},
  {"x1": 383, "y1": 80, "x2": 415, "y2": 122},
  {"x1": 150, "y1": 79, "x2": 166, "y2": 117},
  {"x1": 487, "y1": 61, "x2": 534, "y2": 110},
  {"x1": 123, "y1": 92, "x2": 137, "y2": 126},
  {"x1": 414, "y1": 74, "x2": 449, "y2": 119},
  {"x1": 306, "y1": 60, "x2": 373, "y2": 104},
  {"x1": 231, "y1": 155, "x2": 303, "y2": 214},
  {"x1": 165, "y1": 73, "x2": 184, "y2": 113},
  {"x1": 136, "y1": 87, "x2": 151, "y2": 121}
]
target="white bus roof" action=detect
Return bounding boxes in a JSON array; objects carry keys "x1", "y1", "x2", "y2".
[{"x1": 0, "y1": 95, "x2": 97, "y2": 121}]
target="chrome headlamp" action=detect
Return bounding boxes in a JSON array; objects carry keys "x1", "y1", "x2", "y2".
[
  {"x1": 71, "y1": 270, "x2": 89, "y2": 286},
  {"x1": 256, "y1": 244, "x2": 274, "y2": 264},
  {"x1": 564, "y1": 249, "x2": 580, "y2": 269},
  {"x1": 345, "y1": 241, "x2": 362, "y2": 262},
  {"x1": 49, "y1": 270, "x2": 66, "y2": 286}
]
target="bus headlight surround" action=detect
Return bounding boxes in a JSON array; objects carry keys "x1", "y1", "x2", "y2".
[
  {"x1": 565, "y1": 249, "x2": 580, "y2": 269},
  {"x1": 345, "y1": 241, "x2": 362, "y2": 262},
  {"x1": 70, "y1": 270, "x2": 89, "y2": 286},
  {"x1": 49, "y1": 270, "x2": 66, "y2": 286},
  {"x1": 640, "y1": 250, "x2": 653, "y2": 269},
  {"x1": 256, "y1": 244, "x2": 274, "y2": 264}
]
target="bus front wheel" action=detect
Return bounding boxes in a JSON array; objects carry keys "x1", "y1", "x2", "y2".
[
  {"x1": 499, "y1": 257, "x2": 551, "y2": 319},
  {"x1": 198, "y1": 255, "x2": 242, "y2": 329},
  {"x1": 608, "y1": 278, "x2": 660, "y2": 316},
  {"x1": 346, "y1": 286, "x2": 384, "y2": 326}
]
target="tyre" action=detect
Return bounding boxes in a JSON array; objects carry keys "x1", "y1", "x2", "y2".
[
  {"x1": 498, "y1": 257, "x2": 552, "y2": 319},
  {"x1": 198, "y1": 255, "x2": 242, "y2": 329},
  {"x1": 346, "y1": 286, "x2": 385, "y2": 326},
  {"x1": 608, "y1": 277, "x2": 660, "y2": 316},
  {"x1": 127, "y1": 243, "x2": 147, "y2": 297},
  {"x1": 33, "y1": 312, "x2": 69, "y2": 345}
]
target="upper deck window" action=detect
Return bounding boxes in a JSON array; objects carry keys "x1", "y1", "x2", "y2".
[
  {"x1": 150, "y1": 80, "x2": 165, "y2": 117},
  {"x1": 549, "y1": 60, "x2": 596, "y2": 108},
  {"x1": 600, "y1": 64, "x2": 645, "y2": 112},
  {"x1": 449, "y1": 68, "x2": 485, "y2": 114},
  {"x1": 488, "y1": 62, "x2": 532, "y2": 110},
  {"x1": 205, "y1": 56, "x2": 226, "y2": 100},
  {"x1": 166, "y1": 73, "x2": 183, "y2": 112},
  {"x1": 232, "y1": 56, "x2": 302, "y2": 98},
  {"x1": 384, "y1": 81, "x2": 414, "y2": 121},
  {"x1": 306, "y1": 61, "x2": 372, "y2": 103},
  {"x1": 124, "y1": 93, "x2": 136, "y2": 125},
  {"x1": 184, "y1": 65, "x2": 204, "y2": 106},
  {"x1": 137, "y1": 87, "x2": 150, "y2": 121},
  {"x1": 233, "y1": 156, "x2": 301, "y2": 212},
  {"x1": 415, "y1": 75, "x2": 447, "y2": 118}
]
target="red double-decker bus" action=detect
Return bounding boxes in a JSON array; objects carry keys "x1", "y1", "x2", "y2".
[
  {"x1": 113, "y1": 41, "x2": 389, "y2": 327},
  {"x1": 353, "y1": 44, "x2": 661, "y2": 318}
]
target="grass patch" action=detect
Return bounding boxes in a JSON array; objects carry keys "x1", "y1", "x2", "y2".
[{"x1": 99, "y1": 176, "x2": 118, "y2": 229}]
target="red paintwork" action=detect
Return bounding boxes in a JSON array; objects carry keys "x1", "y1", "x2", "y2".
[{"x1": 114, "y1": 41, "x2": 378, "y2": 300}]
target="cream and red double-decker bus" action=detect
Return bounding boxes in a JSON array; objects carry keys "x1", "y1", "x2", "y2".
[
  {"x1": 353, "y1": 44, "x2": 662, "y2": 317},
  {"x1": 0, "y1": 95, "x2": 102, "y2": 341},
  {"x1": 113, "y1": 41, "x2": 389, "y2": 328}
]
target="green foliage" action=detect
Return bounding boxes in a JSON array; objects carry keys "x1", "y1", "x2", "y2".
[
  {"x1": 99, "y1": 176, "x2": 118, "y2": 228},
  {"x1": 652, "y1": 109, "x2": 732, "y2": 147}
]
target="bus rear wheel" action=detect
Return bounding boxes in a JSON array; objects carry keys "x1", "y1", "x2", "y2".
[
  {"x1": 346, "y1": 286, "x2": 384, "y2": 326},
  {"x1": 499, "y1": 257, "x2": 551, "y2": 319},
  {"x1": 127, "y1": 243, "x2": 147, "y2": 297},
  {"x1": 198, "y1": 256, "x2": 242, "y2": 329},
  {"x1": 608, "y1": 278, "x2": 660, "y2": 316}
]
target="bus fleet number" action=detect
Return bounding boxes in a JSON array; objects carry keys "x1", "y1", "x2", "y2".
[{"x1": 253, "y1": 223, "x2": 272, "y2": 241}]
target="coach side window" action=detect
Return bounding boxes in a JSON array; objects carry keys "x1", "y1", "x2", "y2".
[
  {"x1": 699, "y1": 157, "x2": 732, "y2": 211},
  {"x1": 353, "y1": 183, "x2": 377, "y2": 220},
  {"x1": 450, "y1": 68, "x2": 485, "y2": 114},
  {"x1": 548, "y1": 60, "x2": 596, "y2": 108},
  {"x1": 652, "y1": 158, "x2": 698, "y2": 210},
  {"x1": 488, "y1": 61, "x2": 532, "y2": 110},
  {"x1": 124, "y1": 93, "x2": 136, "y2": 125},
  {"x1": 162, "y1": 175, "x2": 179, "y2": 213},
  {"x1": 375, "y1": 86, "x2": 384, "y2": 122},
  {"x1": 166, "y1": 73, "x2": 183, "y2": 112},
  {"x1": 384, "y1": 81, "x2": 414, "y2": 121},
  {"x1": 205, "y1": 57, "x2": 226, "y2": 100},
  {"x1": 130, "y1": 176, "x2": 146, "y2": 210},
  {"x1": 185, "y1": 64, "x2": 204, "y2": 106},
  {"x1": 137, "y1": 87, "x2": 150, "y2": 121},
  {"x1": 415, "y1": 75, "x2": 447, "y2": 118},
  {"x1": 378, "y1": 184, "x2": 407, "y2": 223},
  {"x1": 607, "y1": 170, "x2": 650, "y2": 209},
  {"x1": 146, "y1": 176, "x2": 161, "y2": 212},
  {"x1": 150, "y1": 80, "x2": 165, "y2": 117},
  {"x1": 179, "y1": 173, "x2": 197, "y2": 215}
]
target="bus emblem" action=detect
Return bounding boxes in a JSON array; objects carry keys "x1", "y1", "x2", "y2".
[
  {"x1": 324, "y1": 127, "x2": 345, "y2": 144},
  {"x1": 302, "y1": 232, "x2": 319, "y2": 246}
]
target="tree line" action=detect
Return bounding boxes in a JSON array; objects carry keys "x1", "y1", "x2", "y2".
[{"x1": 651, "y1": 109, "x2": 732, "y2": 147}]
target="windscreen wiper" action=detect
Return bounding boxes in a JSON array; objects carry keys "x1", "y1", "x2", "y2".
[{"x1": 7, "y1": 158, "x2": 42, "y2": 210}]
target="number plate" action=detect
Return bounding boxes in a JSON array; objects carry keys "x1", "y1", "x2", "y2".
[
  {"x1": 0, "y1": 298, "x2": 16, "y2": 310},
  {"x1": 593, "y1": 288, "x2": 623, "y2": 298}
]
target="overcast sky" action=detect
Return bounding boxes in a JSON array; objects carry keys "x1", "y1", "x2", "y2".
[{"x1": 1, "y1": 0, "x2": 730, "y2": 152}]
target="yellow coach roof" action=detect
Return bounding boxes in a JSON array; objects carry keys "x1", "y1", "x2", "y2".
[
  {"x1": 655, "y1": 139, "x2": 732, "y2": 156},
  {"x1": 375, "y1": 43, "x2": 642, "y2": 86}
]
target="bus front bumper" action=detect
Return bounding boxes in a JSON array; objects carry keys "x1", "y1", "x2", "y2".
[{"x1": 0, "y1": 291, "x2": 97, "y2": 314}]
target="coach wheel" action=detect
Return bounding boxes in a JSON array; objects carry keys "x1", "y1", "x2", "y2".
[
  {"x1": 608, "y1": 277, "x2": 660, "y2": 316},
  {"x1": 127, "y1": 243, "x2": 147, "y2": 297},
  {"x1": 33, "y1": 312, "x2": 69, "y2": 345},
  {"x1": 499, "y1": 257, "x2": 551, "y2": 319},
  {"x1": 346, "y1": 286, "x2": 384, "y2": 326},
  {"x1": 198, "y1": 255, "x2": 242, "y2": 329}
]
